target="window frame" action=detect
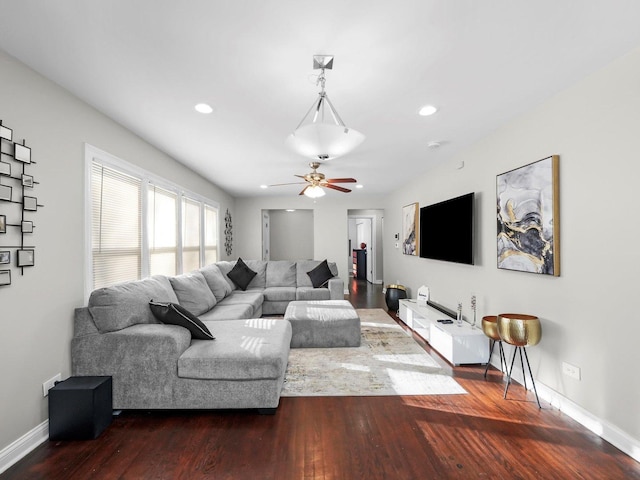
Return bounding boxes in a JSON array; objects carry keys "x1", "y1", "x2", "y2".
[{"x1": 84, "y1": 144, "x2": 221, "y2": 301}]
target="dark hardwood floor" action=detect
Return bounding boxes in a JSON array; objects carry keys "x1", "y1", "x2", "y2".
[{"x1": 3, "y1": 278, "x2": 638, "y2": 479}]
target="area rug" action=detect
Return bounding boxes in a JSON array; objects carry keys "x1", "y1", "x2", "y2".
[{"x1": 281, "y1": 308, "x2": 467, "y2": 397}]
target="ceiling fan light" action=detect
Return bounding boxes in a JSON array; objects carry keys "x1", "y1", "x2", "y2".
[
  {"x1": 304, "y1": 185, "x2": 326, "y2": 198},
  {"x1": 286, "y1": 123, "x2": 365, "y2": 161}
]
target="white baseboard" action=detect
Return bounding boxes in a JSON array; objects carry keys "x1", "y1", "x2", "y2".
[
  {"x1": 0, "y1": 420, "x2": 48, "y2": 474},
  {"x1": 489, "y1": 354, "x2": 640, "y2": 463}
]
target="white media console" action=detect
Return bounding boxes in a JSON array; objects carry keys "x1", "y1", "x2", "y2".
[{"x1": 398, "y1": 299, "x2": 489, "y2": 366}]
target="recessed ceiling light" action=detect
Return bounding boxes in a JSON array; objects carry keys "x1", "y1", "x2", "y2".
[
  {"x1": 355, "y1": 184, "x2": 364, "y2": 189},
  {"x1": 195, "y1": 103, "x2": 213, "y2": 114},
  {"x1": 419, "y1": 105, "x2": 438, "y2": 116},
  {"x1": 260, "y1": 185, "x2": 268, "y2": 189},
  {"x1": 286, "y1": 209, "x2": 295, "y2": 212}
]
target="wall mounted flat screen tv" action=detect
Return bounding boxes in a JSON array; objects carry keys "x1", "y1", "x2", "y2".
[{"x1": 419, "y1": 192, "x2": 474, "y2": 265}]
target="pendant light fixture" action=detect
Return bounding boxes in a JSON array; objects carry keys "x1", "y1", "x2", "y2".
[{"x1": 285, "y1": 55, "x2": 365, "y2": 161}]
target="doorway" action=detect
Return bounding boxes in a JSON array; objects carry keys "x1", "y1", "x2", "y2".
[
  {"x1": 262, "y1": 209, "x2": 314, "y2": 261},
  {"x1": 347, "y1": 209, "x2": 384, "y2": 284}
]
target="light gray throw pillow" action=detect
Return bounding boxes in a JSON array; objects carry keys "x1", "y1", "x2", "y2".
[
  {"x1": 169, "y1": 271, "x2": 217, "y2": 316},
  {"x1": 199, "y1": 264, "x2": 233, "y2": 301}
]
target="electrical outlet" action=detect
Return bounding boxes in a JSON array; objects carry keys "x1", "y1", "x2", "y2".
[
  {"x1": 42, "y1": 373, "x2": 61, "y2": 397},
  {"x1": 562, "y1": 362, "x2": 581, "y2": 380}
]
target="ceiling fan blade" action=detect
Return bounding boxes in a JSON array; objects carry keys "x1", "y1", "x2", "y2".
[
  {"x1": 294, "y1": 175, "x2": 307, "y2": 179},
  {"x1": 324, "y1": 184, "x2": 351, "y2": 193},
  {"x1": 325, "y1": 178, "x2": 357, "y2": 184},
  {"x1": 268, "y1": 182, "x2": 307, "y2": 187},
  {"x1": 299, "y1": 185, "x2": 309, "y2": 196}
]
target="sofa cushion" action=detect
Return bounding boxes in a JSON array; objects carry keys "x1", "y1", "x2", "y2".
[
  {"x1": 266, "y1": 261, "x2": 296, "y2": 287},
  {"x1": 296, "y1": 260, "x2": 338, "y2": 287},
  {"x1": 227, "y1": 257, "x2": 257, "y2": 291},
  {"x1": 199, "y1": 264, "x2": 232, "y2": 302},
  {"x1": 149, "y1": 301, "x2": 215, "y2": 340},
  {"x1": 217, "y1": 291, "x2": 264, "y2": 312},
  {"x1": 177, "y1": 318, "x2": 291, "y2": 380},
  {"x1": 307, "y1": 259, "x2": 335, "y2": 288},
  {"x1": 296, "y1": 286, "x2": 332, "y2": 301},
  {"x1": 263, "y1": 286, "x2": 296, "y2": 302},
  {"x1": 169, "y1": 271, "x2": 217, "y2": 316},
  {"x1": 243, "y1": 260, "x2": 267, "y2": 288},
  {"x1": 216, "y1": 261, "x2": 239, "y2": 291},
  {"x1": 198, "y1": 304, "x2": 254, "y2": 322},
  {"x1": 89, "y1": 275, "x2": 178, "y2": 333}
]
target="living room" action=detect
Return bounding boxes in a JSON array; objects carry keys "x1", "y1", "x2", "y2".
[{"x1": 1, "y1": 2, "x2": 639, "y2": 478}]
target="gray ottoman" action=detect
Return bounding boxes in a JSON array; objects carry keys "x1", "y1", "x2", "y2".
[{"x1": 284, "y1": 300, "x2": 361, "y2": 348}]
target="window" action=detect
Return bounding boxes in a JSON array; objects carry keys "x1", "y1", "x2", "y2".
[
  {"x1": 204, "y1": 204, "x2": 219, "y2": 265},
  {"x1": 86, "y1": 145, "x2": 220, "y2": 295},
  {"x1": 148, "y1": 185, "x2": 178, "y2": 276},
  {"x1": 91, "y1": 163, "x2": 142, "y2": 290},
  {"x1": 182, "y1": 197, "x2": 201, "y2": 274}
]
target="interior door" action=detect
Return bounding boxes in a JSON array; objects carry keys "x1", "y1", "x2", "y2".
[{"x1": 356, "y1": 218, "x2": 373, "y2": 283}]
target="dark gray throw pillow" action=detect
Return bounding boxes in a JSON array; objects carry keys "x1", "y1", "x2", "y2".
[
  {"x1": 227, "y1": 257, "x2": 257, "y2": 291},
  {"x1": 307, "y1": 259, "x2": 335, "y2": 288},
  {"x1": 149, "y1": 301, "x2": 214, "y2": 340}
]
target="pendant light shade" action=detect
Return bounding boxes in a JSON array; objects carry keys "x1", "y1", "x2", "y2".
[
  {"x1": 286, "y1": 55, "x2": 365, "y2": 161},
  {"x1": 286, "y1": 123, "x2": 365, "y2": 161}
]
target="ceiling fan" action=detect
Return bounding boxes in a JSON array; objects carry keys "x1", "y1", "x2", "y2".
[{"x1": 269, "y1": 162, "x2": 357, "y2": 197}]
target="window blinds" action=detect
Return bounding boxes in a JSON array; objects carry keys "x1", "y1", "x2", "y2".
[
  {"x1": 182, "y1": 197, "x2": 201, "y2": 273},
  {"x1": 91, "y1": 162, "x2": 142, "y2": 289},
  {"x1": 148, "y1": 185, "x2": 178, "y2": 276},
  {"x1": 204, "y1": 204, "x2": 218, "y2": 265}
]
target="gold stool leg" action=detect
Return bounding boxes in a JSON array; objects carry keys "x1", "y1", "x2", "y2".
[{"x1": 503, "y1": 346, "x2": 542, "y2": 409}]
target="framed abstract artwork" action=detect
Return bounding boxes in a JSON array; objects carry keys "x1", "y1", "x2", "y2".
[
  {"x1": 402, "y1": 202, "x2": 419, "y2": 256},
  {"x1": 496, "y1": 155, "x2": 559, "y2": 276}
]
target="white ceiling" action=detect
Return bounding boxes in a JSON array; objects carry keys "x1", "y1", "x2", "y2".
[{"x1": 1, "y1": 1, "x2": 640, "y2": 197}]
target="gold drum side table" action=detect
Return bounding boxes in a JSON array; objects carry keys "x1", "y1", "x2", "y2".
[
  {"x1": 481, "y1": 315, "x2": 507, "y2": 378},
  {"x1": 497, "y1": 313, "x2": 542, "y2": 408}
]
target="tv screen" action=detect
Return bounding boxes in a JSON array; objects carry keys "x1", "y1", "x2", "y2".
[{"x1": 419, "y1": 192, "x2": 474, "y2": 265}]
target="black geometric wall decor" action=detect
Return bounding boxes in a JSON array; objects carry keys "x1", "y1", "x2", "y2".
[{"x1": 0, "y1": 119, "x2": 43, "y2": 286}]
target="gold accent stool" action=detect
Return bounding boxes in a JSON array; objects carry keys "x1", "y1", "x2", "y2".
[
  {"x1": 497, "y1": 313, "x2": 542, "y2": 408},
  {"x1": 481, "y1": 315, "x2": 507, "y2": 378}
]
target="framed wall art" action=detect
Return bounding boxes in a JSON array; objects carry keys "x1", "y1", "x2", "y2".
[
  {"x1": 402, "y1": 202, "x2": 419, "y2": 256},
  {"x1": 0, "y1": 161, "x2": 10, "y2": 176},
  {"x1": 22, "y1": 174, "x2": 34, "y2": 187},
  {"x1": 17, "y1": 249, "x2": 35, "y2": 267},
  {"x1": 0, "y1": 269, "x2": 11, "y2": 286},
  {"x1": 14, "y1": 143, "x2": 31, "y2": 163},
  {"x1": 0, "y1": 184, "x2": 11, "y2": 201},
  {"x1": 21, "y1": 221, "x2": 33, "y2": 233},
  {"x1": 496, "y1": 155, "x2": 559, "y2": 276},
  {"x1": 0, "y1": 215, "x2": 5, "y2": 233},
  {"x1": 0, "y1": 251, "x2": 9, "y2": 264},
  {"x1": 0, "y1": 124, "x2": 12, "y2": 141},
  {"x1": 23, "y1": 195, "x2": 37, "y2": 211}
]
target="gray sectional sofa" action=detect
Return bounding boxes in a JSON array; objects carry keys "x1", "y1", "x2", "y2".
[{"x1": 71, "y1": 259, "x2": 343, "y2": 412}]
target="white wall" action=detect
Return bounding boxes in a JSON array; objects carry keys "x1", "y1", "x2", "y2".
[
  {"x1": 0, "y1": 50, "x2": 235, "y2": 456},
  {"x1": 383, "y1": 47, "x2": 640, "y2": 444},
  {"x1": 268, "y1": 209, "x2": 313, "y2": 260},
  {"x1": 235, "y1": 195, "x2": 386, "y2": 283}
]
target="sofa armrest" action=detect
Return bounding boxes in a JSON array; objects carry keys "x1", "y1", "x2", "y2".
[
  {"x1": 327, "y1": 277, "x2": 344, "y2": 300},
  {"x1": 71, "y1": 324, "x2": 192, "y2": 408}
]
